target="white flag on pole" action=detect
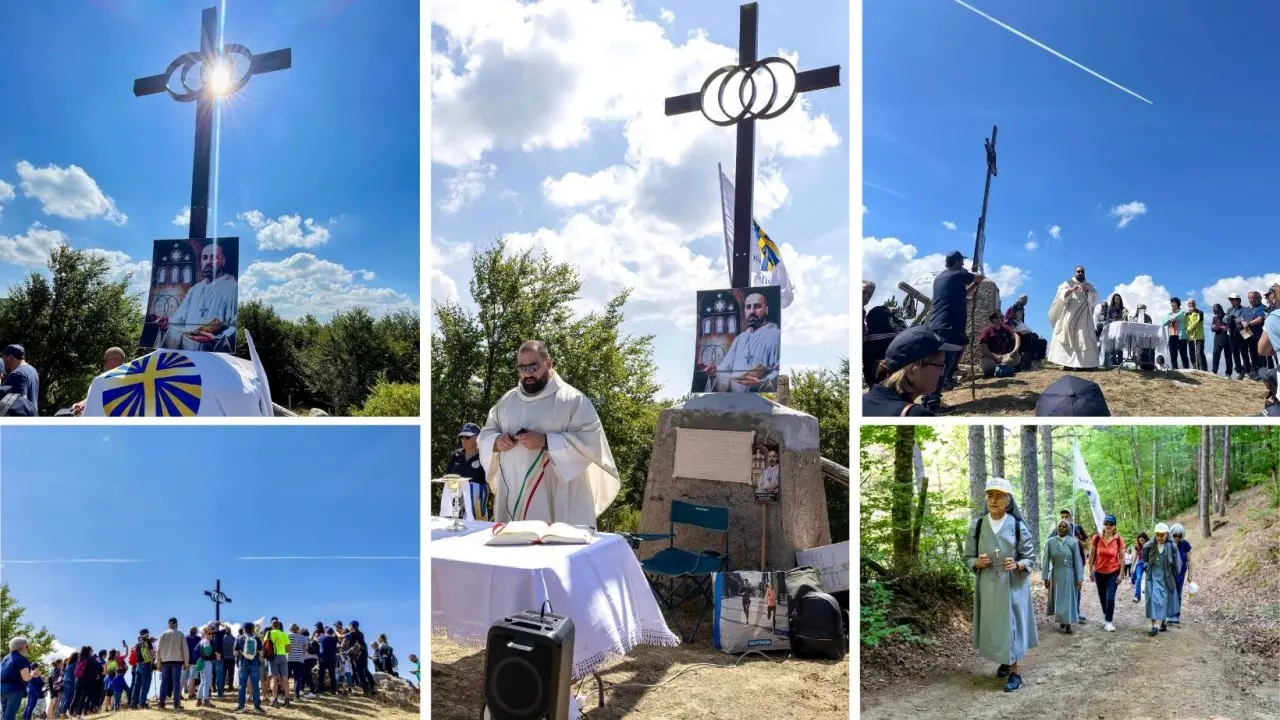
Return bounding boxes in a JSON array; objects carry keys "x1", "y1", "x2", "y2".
[
  {"x1": 717, "y1": 164, "x2": 795, "y2": 308},
  {"x1": 1072, "y1": 441, "x2": 1106, "y2": 534}
]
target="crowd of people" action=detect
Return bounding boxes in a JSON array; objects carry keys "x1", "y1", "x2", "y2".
[
  {"x1": 861, "y1": 256, "x2": 1280, "y2": 416},
  {"x1": 0, "y1": 617, "x2": 419, "y2": 719},
  {"x1": 967, "y1": 478, "x2": 1196, "y2": 692}
]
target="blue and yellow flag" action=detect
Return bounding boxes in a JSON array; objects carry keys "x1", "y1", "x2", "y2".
[{"x1": 751, "y1": 220, "x2": 794, "y2": 308}]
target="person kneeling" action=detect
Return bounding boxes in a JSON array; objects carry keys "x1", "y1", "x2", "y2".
[{"x1": 977, "y1": 313, "x2": 1021, "y2": 378}]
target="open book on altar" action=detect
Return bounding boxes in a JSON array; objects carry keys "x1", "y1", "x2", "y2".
[{"x1": 485, "y1": 521, "x2": 593, "y2": 546}]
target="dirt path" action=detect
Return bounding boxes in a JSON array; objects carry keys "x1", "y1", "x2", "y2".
[{"x1": 863, "y1": 572, "x2": 1280, "y2": 720}]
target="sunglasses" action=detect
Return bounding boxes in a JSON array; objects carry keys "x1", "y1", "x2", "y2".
[{"x1": 515, "y1": 362, "x2": 542, "y2": 374}]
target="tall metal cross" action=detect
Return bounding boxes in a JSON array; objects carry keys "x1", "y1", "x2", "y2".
[
  {"x1": 665, "y1": 2, "x2": 840, "y2": 289},
  {"x1": 133, "y1": 7, "x2": 291, "y2": 241},
  {"x1": 204, "y1": 579, "x2": 232, "y2": 628},
  {"x1": 968, "y1": 126, "x2": 999, "y2": 401}
]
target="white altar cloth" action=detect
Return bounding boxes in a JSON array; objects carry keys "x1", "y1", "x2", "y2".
[{"x1": 429, "y1": 518, "x2": 679, "y2": 678}]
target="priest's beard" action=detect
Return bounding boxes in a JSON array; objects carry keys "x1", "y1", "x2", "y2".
[
  {"x1": 746, "y1": 313, "x2": 764, "y2": 330},
  {"x1": 521, "y1": 372, "x2": 550, "y2": 395}
]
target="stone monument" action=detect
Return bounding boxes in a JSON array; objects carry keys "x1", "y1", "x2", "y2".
[
  {"x1": 958, "y1": 278, "x2": 1002, "y2": 373},
  {"x1": 637, "y1": 392, "x2": 830, "y2": 571}
]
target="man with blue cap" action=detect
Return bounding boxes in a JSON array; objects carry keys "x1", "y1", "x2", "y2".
[
  {"x1": 0, "y1": 345, "x2": 38, "y2": 414},
  {"x1": 921, "y1": 250, "x2": 984, "y2": 413},
  {"x1": 862, "y1": 326, "x2": 962, "y2": 417},
  {"x1": 445, "y1": 422, "x2": 489, "y2": 520}
]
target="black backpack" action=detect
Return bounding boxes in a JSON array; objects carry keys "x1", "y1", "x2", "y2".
[{"x1": 788, "y1": 590, "x2": 845, "y2": 660}]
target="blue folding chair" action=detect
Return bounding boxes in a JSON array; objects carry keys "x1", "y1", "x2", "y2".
[{"x1": 638, "y1": 500, "x2": 730, "y2": 643}]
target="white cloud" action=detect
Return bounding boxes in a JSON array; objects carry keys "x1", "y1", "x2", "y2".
[
  {"x1": 0, "y1": 222, "x2": 68, "y2": 266},
  {"x1": 237, "y1": 210, "x2": 331, "y2": 250},
  {"x1": 83, "y1": 248, "x2": 152, "y2": 299},
  {"x1": 0, "y1": 179, "x2": 14, "y2": 220},
  {"x1": 1047, "y1": 224, "x2": 1061, "y2": 240},
  {"x1": 429, "y1": 238, "x2": 472, "y2": 305},
  {"x1": 1025, "y1": 230, "x2": 1038, "y2": 252},
  {"x1": 1110, "y1": 274, "x2": 1171, "y2": 315},
  {"x1": 941, "y1": 220, "x2": 956, "y2": 231},
  {"x1": 1109, "y1": 201, "x2": 1146, "y2": 229},
  {"x1": 240, "y1": 252, "x2": 415, "y2": 318},
  {"x1": 658, "y1": 7, "x2": 674, "y2": 23},
  {"x1": 439, "y1": 162, "x2": 497, "y2": 214},
  {"x1": 15, "y1": 161, "x2": 127, "y2": 225},
  {"x1": 1200, "y1": 273, "x2": 1280, "y2": 307},
  {"x1": 46, "y1": 640, "x2": 78, "y2": 664},
  {"x1": 862, "y1": 235, "x2": 1027, "y2": 309},
  {"x1": 431, "y1": 0, "x2": 844, "y2": 346},
  {"x1": 173, "y1": 206, "x2": 190, "y2": 226}
]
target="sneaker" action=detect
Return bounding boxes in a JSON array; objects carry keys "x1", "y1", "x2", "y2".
[
  {"x1": 1104, "y1": 622, "x2": 1115, "y2": 632},
  {"x1": 234, "y1": 707, "x2": 245, "y2": 713},
  {"x1": 1148, "y1": 627, "x2": 1159, "y2": 636},
  {"x1": 1003, "y1": 673, "x2": 1023, "y2": 692},
  {"x1": 1160, "y1": 622, "x2": 1167, "y2": 631},
  {"x1": 996, "y1": 664, "x2": 1011, "y2": 678}
]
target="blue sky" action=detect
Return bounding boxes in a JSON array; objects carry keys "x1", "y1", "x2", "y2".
[
  {"x1": 0, "y1": 0, "x2": 419, "y2": 319},
  {"x1": 430, "y1": 0, "x2": 850, "y2": 397},
  {"x1": 0, "y1": 426, "x2": 420, "y2": 667},
  {"x1": 863, "y1": 0, "x2": 1280, "y2": 365}
]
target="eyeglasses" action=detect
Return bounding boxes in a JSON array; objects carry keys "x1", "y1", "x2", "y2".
[
  {"x1": 922, "y1": 361, "x2": 945, "y2": 369},
  {"x1": 515, "y1": 361, "x2": 542, "y2": 374},
  {"x1": 1172, "y1": 534, "x2": 1183, "y2": 538}
]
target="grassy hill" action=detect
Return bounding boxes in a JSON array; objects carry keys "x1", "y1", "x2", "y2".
[{"x1": 938, "y1": 365, "x2": 1272, "y2": 416}]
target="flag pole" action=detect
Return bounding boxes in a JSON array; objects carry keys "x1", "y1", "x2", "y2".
[{"x1": 717, "y1": 163, "x2": 733, "y2": 287}]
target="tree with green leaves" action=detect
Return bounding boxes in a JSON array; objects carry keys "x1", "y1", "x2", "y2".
[
  {"x1": 0, "y1": 247, "x2": 143, "y2": 414},
  {"x1": 0, "y1": 584, "x2": 57, "y2": 673}
]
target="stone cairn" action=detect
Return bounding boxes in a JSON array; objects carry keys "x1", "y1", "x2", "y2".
[{"x1": 957, "y1": 279, "x2": 1002, "y2": 378}]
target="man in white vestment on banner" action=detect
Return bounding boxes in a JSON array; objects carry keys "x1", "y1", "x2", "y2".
[
  {"x1": 158, "y1": 242, "x2": 238, "y2": 352},
  {"x1": 701, "y1": 292, "x2": 781, "y2": 392},
  {"x1": 1047, "y1": 265, "x2": 1101, "y2": 369},
  {"x1": 478, "y1": 340, "x2": 620, "y2": 526}
]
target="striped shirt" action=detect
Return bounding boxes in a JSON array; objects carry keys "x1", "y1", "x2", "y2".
[{"x1": 287, "y1": 633, "x2": 307, "y2": 662}]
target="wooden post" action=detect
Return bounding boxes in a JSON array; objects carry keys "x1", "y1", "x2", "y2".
[{"x1": 760, "y1": 503, "x2": 768, "y2": 570}]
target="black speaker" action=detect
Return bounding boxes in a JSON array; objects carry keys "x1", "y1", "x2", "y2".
[{"x1": 484, "y1": 610, "x2": 575, "y2": 720}]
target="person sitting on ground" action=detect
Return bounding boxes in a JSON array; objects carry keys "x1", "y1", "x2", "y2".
[
  {"x1": 977, "y1": 312, "x2": 1021, "y2": 378},
  {"x1": 862, "y1": 326, "x2": 960, "y2": 417},
  {"x1": 1035, "y1": 375, "x2": 1111, "y2": 417}
]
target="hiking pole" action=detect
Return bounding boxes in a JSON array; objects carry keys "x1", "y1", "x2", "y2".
[{"x1": 969, "y1": 126, "x2": 999, "y2": 402}]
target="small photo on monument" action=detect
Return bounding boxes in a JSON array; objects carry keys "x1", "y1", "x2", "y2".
[
  {"x1": 141, "y1": 238, "x2": 239, "y2": 353},
  {"x1": 752, "y1": 441, "x2": 781, "y2": 503},
  {"x1": 692, "y1": 285, "x2": 782, "y2": 394}
]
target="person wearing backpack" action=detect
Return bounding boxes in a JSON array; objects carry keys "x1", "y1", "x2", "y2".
[
  {"x1": 129, "y1": 630, "x2": 155, "y2": 710},
  {"x1": 234, "y1": 621, "x2": 263, "y2": 713},
  {"x1": 964, "y1": 478, "x2": 1039, "y2": 693},
  {"x1": 1088, "y1": 515, "x2": 1126, "y2": 633},
  {"x1": 263, "y1": 619, "x2": 291, "y2": 707}
]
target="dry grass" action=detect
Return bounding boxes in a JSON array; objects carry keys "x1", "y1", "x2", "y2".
[
  {"x1": 939, "y1": 365, "x2": 1270, "y2": 416},
  {"x1": 81, "y1": 693, "x2": 417, "y2": 720},
  {"x1": 432, "y1": 623, "x2": 849, "y2": 719}
]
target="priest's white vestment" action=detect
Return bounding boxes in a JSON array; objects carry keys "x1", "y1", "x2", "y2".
[
  {"x1": 711, "y1": 322, "x2": 781, "y2": 392},
  {"x1": 1047, "y1": 280, "x2": 1100, "y2": 369},
  {"x1": 163, "y1": 274, "x2": 239, "y2": 351},
  {"x1": 478, "y1": 371, "x2": 620, "y2": 526}
]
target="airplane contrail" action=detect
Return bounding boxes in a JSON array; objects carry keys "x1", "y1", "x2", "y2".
[
  {"x1": 0, "y1": 559, "x2": 147, "y2": 564},
  {"x1": 864, "y1": 181, "x2": 907, "y2": 199},
  {"x1": 950, "y1": 0, "x2": 1154, "y2": 105},
  {"x1": 237, "y1": 556, "x2": 419, "y2": 561}
]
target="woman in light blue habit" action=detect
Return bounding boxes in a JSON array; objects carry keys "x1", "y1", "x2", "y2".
[
  {"x1": 964, "y1": 477, "x2": 1039, "y2": 692},
  {"x1": 1143, "y1": 522, "x2": 1183, "y2": 636},
  {"x1": 1043, "y1": 518, "x2": 1083, "y2": 633}
]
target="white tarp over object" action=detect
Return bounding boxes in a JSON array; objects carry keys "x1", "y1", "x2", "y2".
[{"x1": 82, "y1": 345, "x2": 272, "y2": 417}]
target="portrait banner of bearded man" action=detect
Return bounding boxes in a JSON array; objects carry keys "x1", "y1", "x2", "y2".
[
  {"x1": 695, "y1": 286, "x2": 783, "y2": 394},
  {"x1": 143, "y1": 237, "x2": 240, "y2": 353}
]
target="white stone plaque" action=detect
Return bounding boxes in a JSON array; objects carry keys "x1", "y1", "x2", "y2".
[{"x1": 673, "y1": 428, "x2": 755, "y2": 483}]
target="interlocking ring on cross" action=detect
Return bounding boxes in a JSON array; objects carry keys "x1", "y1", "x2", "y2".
[
  {"x1": 161, "y1": 44, "x2": 256, "y2": 102},
  {"x1": 698, "y1": 56, "x2": 799, "y2": 127}
]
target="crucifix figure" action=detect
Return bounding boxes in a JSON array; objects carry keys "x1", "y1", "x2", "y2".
[
  {"x1": 967, "y1": 126, "x2": 999, "y2": 400},
  {"x1": 133, "y1": 6, "x2": 291, "y2": 241},
  {"x1": 664, "y1": 2, "x2": 840, "y2": 289}
]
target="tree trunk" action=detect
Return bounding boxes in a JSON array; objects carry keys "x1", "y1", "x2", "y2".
[
  {"x1": 1220, "y1": 425, "x2": 1232, "y2": 515},
  {"x1": 1021, "y1": 426, "x2": 1040, "y2": 552},
  {"x1": 1129, "y1": 427, "x2": 1145, "y2": 525},
  {"x1": 911, "y1": 446, "x2": 929, "y2": 558},
  {"x1": 1199, "y1": 426, "x2": 1212, "y2": 538},
  {"x1": 1042, "y1": 427, "x2": 1055, "y2": 518},
  {"x1": 1208, "y1": 427, "x2": 1216, "y2": 514},
  {"x1": 969, "y1": 426, "x2": 987, "y2": 518},
  {"x1": 990, "y1": 426, "x2": 1005, "y2": 479},
  {"x1": 891, "y1": 426, "x2": 915, "y2": 569}
]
